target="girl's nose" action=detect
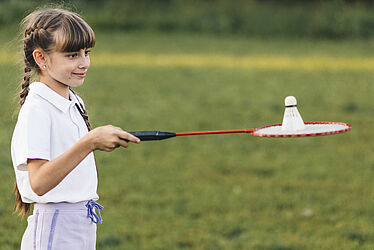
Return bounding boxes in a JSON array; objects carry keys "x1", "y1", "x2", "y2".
[{"x1": 79, "y1": 56, "x2": 90, "y2": 69}]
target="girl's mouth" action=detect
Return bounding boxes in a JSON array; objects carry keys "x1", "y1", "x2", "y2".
[{"x1": 72, "y1": 72, "x2": 86, "y2": 78}]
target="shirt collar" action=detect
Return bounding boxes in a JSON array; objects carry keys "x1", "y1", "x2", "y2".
[{"x1": 29, "y1": 82, "x2": 76, "y2": 113}]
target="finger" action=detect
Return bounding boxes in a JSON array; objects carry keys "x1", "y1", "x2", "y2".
[
  {"x1": 118, "y1": 131, "x2": 140, "y2": 144},
  {"x1": 103, "y1": 147, "x2": 115, "y2": 152},
  {"x1": 113, "y1": 126, "x2": 123, "y2": 132},
  {"x1": 109, "y1": 144, "x2": 121, "y2": 150},
  {"x1": 112, "y1": 126, "x2": 140, "y2": 143},
  {"x1": 117, "y1": 139, "x2": 129, "y2": 148}
]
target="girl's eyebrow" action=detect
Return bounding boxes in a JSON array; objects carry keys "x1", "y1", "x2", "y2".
[{"x1": 68, "y1": 49, "x2": 90, "y2": 53}]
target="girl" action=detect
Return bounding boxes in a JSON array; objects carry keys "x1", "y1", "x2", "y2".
[{"x1": 11, "y1": 8, "x2": 140, "y2": 249}]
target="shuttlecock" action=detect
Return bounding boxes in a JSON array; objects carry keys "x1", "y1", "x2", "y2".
[{"x1": 281, "y1": 96, "x2": 306, "y2": 131}]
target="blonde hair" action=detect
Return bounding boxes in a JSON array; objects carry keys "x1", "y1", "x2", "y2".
[{"x1": 15, "y1": 8, "x2": 95, "y2": 217}]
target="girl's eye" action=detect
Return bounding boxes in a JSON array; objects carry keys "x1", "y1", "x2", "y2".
[
  {"x1": 67, "y1": 53, "x2": 78, "y2": 58},
  {"x1": 85, "y1": 50, "x2": 91, "y2": 56}
]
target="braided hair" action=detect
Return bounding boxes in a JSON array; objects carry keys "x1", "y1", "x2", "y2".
[{"x1": 15, "y1": 8, "x2": 95, "y2": 217}]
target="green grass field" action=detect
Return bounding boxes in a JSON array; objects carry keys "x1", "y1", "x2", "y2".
[{"x1": 0, "y1": 31, "x2": 373, "y2": 249}]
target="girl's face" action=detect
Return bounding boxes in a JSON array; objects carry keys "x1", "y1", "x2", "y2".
[{"x1": 42, "y1": 48, "x2": 91, "y2": 88}]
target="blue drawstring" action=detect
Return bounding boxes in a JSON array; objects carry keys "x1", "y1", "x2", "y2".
[{"x1": 85, "y1": 200, "x2": 104, "y2": 224}]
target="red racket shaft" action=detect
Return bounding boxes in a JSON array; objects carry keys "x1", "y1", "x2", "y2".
[{"x1": 176, "y1": 129, "x2": 254, "y2": 136}]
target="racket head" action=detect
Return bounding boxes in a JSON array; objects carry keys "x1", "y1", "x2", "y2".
[{"x1": 252, "y1": 122, "x2": 351, "y2": 137}]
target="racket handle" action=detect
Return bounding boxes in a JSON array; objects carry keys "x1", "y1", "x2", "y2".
[{"x1": 123, "y1": 131, "x2": 176, "y2": 141}]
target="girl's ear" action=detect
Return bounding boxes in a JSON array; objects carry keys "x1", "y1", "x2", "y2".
[{"x1": 32, "y1": 49, "x2": 48, "y2": 71}]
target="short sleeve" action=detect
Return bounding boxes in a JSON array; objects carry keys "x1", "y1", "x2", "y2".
[{"x1": 11, "y1": 104, "x2": 51, "y2": 171}]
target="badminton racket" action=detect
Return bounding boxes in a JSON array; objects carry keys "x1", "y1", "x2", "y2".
[{"x1": 123, "y1": 122, "x2": 351, "y2": 141}]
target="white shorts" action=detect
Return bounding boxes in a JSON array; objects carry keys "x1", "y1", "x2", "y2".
[{"x1": 21, "y1": 201, "x2": 103, "y2": 250}]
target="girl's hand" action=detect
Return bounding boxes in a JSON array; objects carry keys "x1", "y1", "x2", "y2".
[{"x1": 87, "y1": 125, "x2": 140, "y2": 152}]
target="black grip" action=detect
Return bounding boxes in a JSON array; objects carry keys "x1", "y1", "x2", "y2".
[{"x1": 125, "y1": 131, "x2": 176, "y2": 141}]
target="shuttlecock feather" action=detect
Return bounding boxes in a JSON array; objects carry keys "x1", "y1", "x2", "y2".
[{"x1": 281, "y1": 96, "x2": 306, "y2": 131}]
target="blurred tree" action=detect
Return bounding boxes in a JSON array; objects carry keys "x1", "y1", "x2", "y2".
[{"x1": 0, "y1": 0, "x2": 373, "y2": 38}]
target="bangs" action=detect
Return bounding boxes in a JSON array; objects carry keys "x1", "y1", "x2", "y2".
[{"x1": 54, "y1": 13, "x2": 95, "y2": 52}]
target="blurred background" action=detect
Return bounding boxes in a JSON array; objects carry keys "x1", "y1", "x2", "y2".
[
  {"x1": 1, "y1": 0, "x2": 374, "y2": 38},
  {"x1": 0, "y1": 0, "x2": 373, "y2": 249}
]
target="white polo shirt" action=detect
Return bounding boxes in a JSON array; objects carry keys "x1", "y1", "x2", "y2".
[{"x1": 11, "y1": 82, "x2": 99, "y2": 203}]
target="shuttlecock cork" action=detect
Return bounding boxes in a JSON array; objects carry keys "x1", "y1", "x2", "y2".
[{"x1": 281, "y1": 96, "x2": 306, "y2": 131}]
